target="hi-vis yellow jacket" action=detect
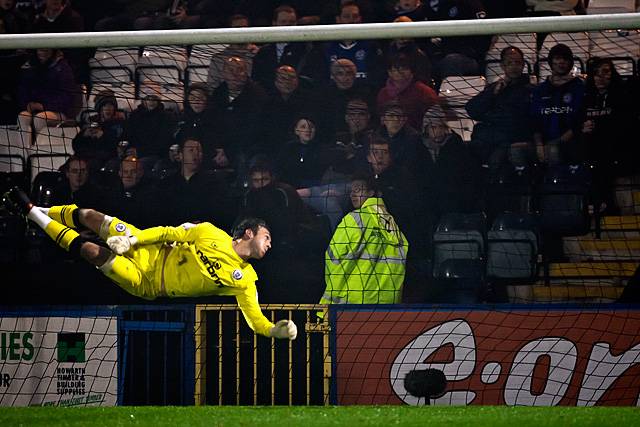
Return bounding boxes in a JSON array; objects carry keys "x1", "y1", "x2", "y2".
[{"x1": 321, "y1": 197, "x2": 408, "y2": 305}]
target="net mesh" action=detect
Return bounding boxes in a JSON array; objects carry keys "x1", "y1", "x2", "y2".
[{"x1": 1, "y1": 14, "x2": 640, "y2": 407}]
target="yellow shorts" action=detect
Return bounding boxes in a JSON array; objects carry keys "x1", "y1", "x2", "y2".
[{"x1": 101, "y1": 218, "x2": 164, "y2": 300}]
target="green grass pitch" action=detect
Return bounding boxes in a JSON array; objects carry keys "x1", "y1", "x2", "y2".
[{"x1": 0, "y1": 406, "x2": 639, "y2": 426}]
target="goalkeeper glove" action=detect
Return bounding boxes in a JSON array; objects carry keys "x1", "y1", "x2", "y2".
[
  {"x1": 270, "y1": 319, "x2": 297, "y2": 340},
  {"x1": 106, "y1": 235, "x2": 138, "y2": 255}
]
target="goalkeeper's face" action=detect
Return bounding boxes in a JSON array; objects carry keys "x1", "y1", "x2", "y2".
[{"x1": 249, "y1": 226, "x2": 272, "y2": 259}]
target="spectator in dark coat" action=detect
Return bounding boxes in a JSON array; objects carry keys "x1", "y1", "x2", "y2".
[
  {"x1": 174, "y1": 82, "x2": 218, "y2": 166},
  {"x1": 466, "y1": 46, "x2": 534, "y2": 169},
  {"x1": 250, "y1": 5, "x2": 312, "y2": 93},
  {"x1": 209, "y1": 56, "x2": 267, "y2": 174},
  {"x1": 17, "y1": 48, "x2": 75, "y2": 145},
  {"x1": 162, "y1": 136, "x2": 234, "y2": 229},
  {"x1": 581, "y1": 57, "x2": 638, "y2": 214},
  {"x1": 124, "y1": 85, "x2": 177, "y2": 172},
  {"x1": 110, "y1": 155, "x2": 164, "y2": 227},
  {"x1": 31, "y1": 0, "x2": 89, "y2": 83},
  {"x1": 261, "y1": 65, "x2": 315, "y2": 155},
  {"x1": 421, "y1": 105, "x2": 482, "y2": 218}
]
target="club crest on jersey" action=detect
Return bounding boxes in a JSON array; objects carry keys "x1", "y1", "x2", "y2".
[
  {"x1": 232, "y1": 269, "x2": 243, "y2": 280},
  {"x1": 115, "y1": 223, "x2": 126, "y2": 233},
  {"x1": 563, "y1": 93, "x2": 573, "y2": 104}
]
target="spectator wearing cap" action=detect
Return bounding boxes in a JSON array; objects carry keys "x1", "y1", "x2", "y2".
[
  {"x1": 466, "y1": 46, "x2": 535, "y2": 170},
  {"x1": 79, "y1": 90, "x2": 126, "y2": 144},
  {"x1": 17, "y1": 48, "x2": 75, "y2": 145},
  {"x1": 123, "y1": 84, "x2": 177, "y2": 173},
  {"x1": 377, "y1": 53, "x2": 438, "y2": 130},
  {"x1": 530, "y1": 43, "x2": 586, "y2": 165}
]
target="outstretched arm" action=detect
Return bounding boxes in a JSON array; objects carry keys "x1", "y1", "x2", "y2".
[
  {"x1": 107, "y1": 222, "x2": 212, "y2": 254},
  {"x1": 235, "y1": 284, "x2": 297, "y2": 340}
]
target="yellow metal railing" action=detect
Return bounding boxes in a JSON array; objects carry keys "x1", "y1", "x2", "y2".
[{"x1": 194, "y1": 304, "x2": 330, "y2": 406}]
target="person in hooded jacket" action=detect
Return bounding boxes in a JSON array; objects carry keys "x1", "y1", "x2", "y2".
[{"x1": 320, "y1": 172, "x2": 408, "y2": 307}]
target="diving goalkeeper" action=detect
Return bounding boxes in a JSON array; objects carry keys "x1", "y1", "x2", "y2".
[{"x1": 3, "y1": 187, "x2": 297, "y2": 340}]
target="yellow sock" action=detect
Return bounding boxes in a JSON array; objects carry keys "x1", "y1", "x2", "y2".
[
  {"x1": 44, "y1": 220, "x2": 80, "y2": 251},
  {"x1": 48, "y1": 205, "x2": 79, "y2": 228}
]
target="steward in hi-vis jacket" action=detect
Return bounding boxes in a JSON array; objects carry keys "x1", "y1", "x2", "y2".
[{"x1": 321, "y1": 175, "x2": 408, "y2": 306}]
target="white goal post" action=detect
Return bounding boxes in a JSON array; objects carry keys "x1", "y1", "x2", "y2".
[{"x1": 0, "y1": 13, "x2": 638, "y2": 49}]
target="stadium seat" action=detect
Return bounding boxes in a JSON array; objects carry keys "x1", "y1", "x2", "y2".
[
  {"x1": 432, "y1": 212, "x2": 487, "y2": 302},
  {"x1": 31, "y1": 171, "x2": 64, "y2": 207},
  {"x1": 33, "y1": 124, "x2": 79, "y2": 151},
  {"x1": 89, "y1": 47, "x2": 139, "y2": 83},
  {"x1": 438, "y1": 75, "x2": 486, "y2": 109},
  {"x1": 0, "y1": 153, "x2": 25, "y2": 174},
  {"x1": 586, "y1": 56, "x2": 637, "y2": 79},
  {"x1": 27, "y1": 153, "x2": 70, "y2": 185},
  {"x1": 537, "y1": 164, "x2": 591, "y2": 236},
  {"x1": 487, "y1": 212, "x2": 539, "y2": 279},
  {"x1": 138, "y1": 46, "x2": 188, "y2": 85},
  {"x1": 588, "y1": 30, "x2": 640, "y2": 74},
  {"x1": 185, "y1": 65, "x2": 210, "y2": 87},
  {"x1": 188, "y1": 44, "x2": 226, "y2": 67},
  {"x1": 485, "y1": 165, "x2": 538, "y2": 223},
  {"x1": 0, "y1": 214, "x2": 26, "y2": 263}
]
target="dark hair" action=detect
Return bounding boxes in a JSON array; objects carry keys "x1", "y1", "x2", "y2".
[
  {"x1": 60, "y1": 155, "x2": 89, "y2": 174},
  {"x1": 177, "y1": 133, "x2": 202, "y2": 150},
  {"x1": 388, "y1": 53, "x2": 415, "y2": 72},
  {"x1": 547, "y1": 43, "x2": 574, "y2": 67},
  {"x1": 500, "y1": 46, "x2": 524, "y2": 62},
  {"x1": 232, "y1": 217, "x2": 269, "y2": 239},
  {"x1": 229, "y1": 14, "x2": 249, "y2": 26},
  {"x1": 273, "y1": 4, "x2": 296, "y2": 21},
  {"x1": 247, "y1": 155, "x2": 275, "y2": 175},
  {"x1": 351, "y1": 171, "x2": 378, "y2": 195},
  {"x1": 340, "y1": 0, "x2": 359, "y2": 12},
  {"x1": 586, "y1": 57, "x2": 622, "y2": 89}
]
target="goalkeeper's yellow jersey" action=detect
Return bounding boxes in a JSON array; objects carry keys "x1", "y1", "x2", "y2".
[{"x1": 132, "y1": 222, "x2": 274, "y2": 337}]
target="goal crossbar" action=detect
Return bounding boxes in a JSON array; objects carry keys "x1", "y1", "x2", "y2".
[{"x1": 0, "y1": 13, "x2": 638, "y2": 49}]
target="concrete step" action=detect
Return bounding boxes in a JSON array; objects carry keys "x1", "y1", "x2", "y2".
[
  {"x1": 600, "y1": 215, "x2": 640, "y2": 231},
  {"x1": 545, "y1": 262, "x2": 637, "y2": 278},
  {"x1": 563, "y1": 236, "x2": 640, "y2": 261},
  {"x1": 531, "y1": 283, "x2": 625, "y2": 302}
]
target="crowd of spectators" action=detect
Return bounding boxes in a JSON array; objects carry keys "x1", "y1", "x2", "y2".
[{"x1": 1, "y1": 0, "x2": 640, "y2": 305}]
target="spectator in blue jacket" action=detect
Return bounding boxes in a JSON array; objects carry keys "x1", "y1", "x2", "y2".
[{"x1": 530, "y1": 43, "x2": 586, "y2": 165}]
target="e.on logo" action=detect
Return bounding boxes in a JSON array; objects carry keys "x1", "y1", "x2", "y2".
[{"x1": 389, "y1": 318, "x2": 640, "y2": 406}]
